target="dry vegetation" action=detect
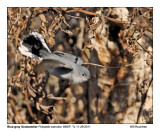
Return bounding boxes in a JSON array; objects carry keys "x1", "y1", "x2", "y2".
[{"x1": 7, "y1": 7, "x2": 153, "y2": 124}]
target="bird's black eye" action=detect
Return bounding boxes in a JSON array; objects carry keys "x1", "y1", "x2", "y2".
[{"x1": 81, "y1": 73, "x2": 85, "y2": 76}]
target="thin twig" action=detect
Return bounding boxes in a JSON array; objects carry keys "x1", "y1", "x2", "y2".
[
  {"x1": 24, "y1": 89, "x2": 35, "y2": 118},
  {"x1": 136, "y1": 40, "x2": 153, "y2": 57},
  {"x1": 143, "y1": 7, "x2": 153, "y2": 10},
  {"x1": 135, "y1": 9, "x2": 152, "y2": 21},
  {"x1": 147, "y1": 28, "x2": 153, "y2": 33},
  {"x1": 65, "y1": 14, "x2": 84, "y2": 19},
  {"x1": 47, "y1": 94, "x2": 67, "y2": 100},
  {"x1": 66, "y1": 8, "x2": 130, "y2": 24},
  {"x1": 83, "y1": 62, "x2": 105, "y2": 67},
  {"x1": 136, "y1": 78, "x2": 153, "y2": 123},
  {"x1": 83, "y1": 60, "x2": 143, "y2": 68}
]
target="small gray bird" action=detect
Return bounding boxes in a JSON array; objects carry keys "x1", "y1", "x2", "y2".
[{"x1": 18, "y1": 32, "x2": 90, "y2": 84}]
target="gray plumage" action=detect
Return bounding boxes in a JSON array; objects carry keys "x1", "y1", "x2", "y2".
[{"x1": 18, "y1": 32, "x2": 90, "y2": 84}]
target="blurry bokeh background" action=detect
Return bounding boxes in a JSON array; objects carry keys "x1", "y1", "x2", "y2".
[{"x1": 7, "y1": 7, "x2": 153, "y2": 124}]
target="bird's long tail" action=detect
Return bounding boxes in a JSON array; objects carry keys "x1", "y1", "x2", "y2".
[{"x1": 18, "y1": 32, "x2": 51, "y2": 60}]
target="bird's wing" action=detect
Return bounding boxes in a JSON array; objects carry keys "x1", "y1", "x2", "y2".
[{"x1": 34, "y1": 58, "x2": 73, "y2": 72}]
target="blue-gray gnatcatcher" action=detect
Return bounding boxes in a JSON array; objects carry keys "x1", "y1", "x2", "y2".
[{"x1": 18, "y1": 32, "x2": 91, "y2": 84}]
